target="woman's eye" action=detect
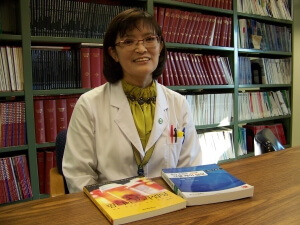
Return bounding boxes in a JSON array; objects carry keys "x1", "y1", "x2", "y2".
[
  {"x1": 145, "y1": 36, "x2": 156, "y2": 42},
  {"x1": 123, "y1": 39, "x2": 135, "y2": 45}
]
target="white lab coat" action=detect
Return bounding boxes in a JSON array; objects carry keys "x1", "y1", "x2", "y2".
[{"x1": 63, "y1": 80, "x2": 202, "y2": 193}]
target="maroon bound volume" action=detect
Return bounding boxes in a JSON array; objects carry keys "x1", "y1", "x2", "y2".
[
  {"x1": 80, "y1": 47, "x2": 91, "y2": 88},
  {"x1": 66, "y1": 97, "x2": 78, "y2": 126},
  {"x1": 37, "y1": 151, "x2": 45, "y2": 193},
  {"x1": 90, "y1": 48, "x2": 101, "y2": 88},
  {"x1": 56, "y1": 99, "x2": 67, "y2": 133},
  {"x1": 173, "y1": 52, "x2": 186, "y2": 85},
  {"x1": 34, "y1": 100, "x2": 46, "y2": 144},
  {"x1": 43, "y1": 99, "x2": 57, "y2": 143},
  {"x1": 168, "y1": 52, "x2": 180, "y2": 86},
  {"x1": 44, "y1": 151, "x2": 54, "y2": 194}
]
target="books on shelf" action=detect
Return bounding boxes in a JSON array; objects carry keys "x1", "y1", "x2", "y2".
[
  {"x1": 0, "y1": 46, "x2": 24, "y2": 92},
  {"x1": 0, "y1": 101, "x2": 27, "y2": 148},
  {"x1": 161, "y1": 164, "x2": 254, "y2": 206},
  {"x1": 33, "y1": 95, "x2": 80, "y2": 143},
  {"x1": 238, "y1": 18, "x2": 292, "y2": 52},
  {"x1": 237, "y1": 0, "x2": 292, "y2": 21},
  {"x1": 164, "y1": 52, "x2": 233, "y2": 86},
  {"x1": 154, "y1": 7, "x2": 232, "y2": 46},
  {"x1": 0, "y1": 155, "x2": 33, "y2": 204},
  {"x1": 185, "y1": 93, "x2": 233, "y2": 126},
  {"x1": 83, "y1": 176, "x2": 186, "y2": 225},
  {"x1": 238, "y1": 90, "x2": 291, "y2": 121}
]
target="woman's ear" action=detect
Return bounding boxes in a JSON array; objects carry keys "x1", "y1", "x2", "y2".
[{"x1": 108, "y1": 47, "x2": 119, "y2": 62}]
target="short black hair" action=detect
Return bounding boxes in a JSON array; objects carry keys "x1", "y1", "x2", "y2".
[{"x1": 103, "y1": 8, "x2": 167, "y2": 83}]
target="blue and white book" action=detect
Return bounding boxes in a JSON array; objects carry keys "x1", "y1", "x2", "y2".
[{"x1": 161, "y1": 164, "x2": 254, "y2": 206}]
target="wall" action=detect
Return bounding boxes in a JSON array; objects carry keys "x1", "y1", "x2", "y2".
[{"x1": 292, "y1": 1, "x2": 300, "y2": 146}]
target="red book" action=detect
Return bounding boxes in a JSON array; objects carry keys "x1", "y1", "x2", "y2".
[
  {"x1": 185, "y1": 12, "x2": 198, "y2": 44},
  {"x1": 66, "y1": 97, "x2": 78, "y2": 126},
  {"x1": 195, "y1": 55, "x2": 209, "y2": 85},
  {"x1": 44, "y1": 151, "x2": 54, "y2": 194},
  {"x1": 34, "y1": 100, "x2": 46, "y2": 144},
  {"x1": 182, "y1": 12, "x2": 194, "y2": 44},
  {"x1": 157, "y1": 7, "x2": 165, "y2": 31},
  {"x1": 202, "y1": 55, "x2": 216, "y2": 85},
  {"x1": 166, "y1": 53, "x2": 175, "y2": 86},
  {"x1": 210, "y1": 55, "x2": 224, "y2": 84},
  {"x1": 202, "y1": 15, "x2": 213, "y2": 45},
  {"x1": 266, "y1": 124, "x2": 286, "y2": 145},
  {"x1": 199, "y1": 55, "x2": 215, "y2": 85},
  {"x1": 226, "y1": 17, "x2": 232, "y2": 47},
  {"x1": 183, "y1": 53, "x2": 198, "y2": 85},
  {"x1": 169, "y1": 9, "x2": 181, "y2": 43},
  {"x1": 43, "y1": 99, "x2": 57, "y2": 143},
  {"x1": 99, "y1": 48, "x2": 106, "y2": 85},
  {"x1": 197, "y1": 14, "x2": 209, "y2": 45},
  {"x1": 180, "y1": 52, "x2": 195, "y2": 85},
  {"x1": 162, "y1": 60, "x2": 170, "y2": 86},
  {"x1": 219, "y1": 17, "x2": 229, "y2": 47},
  {"x1": 90, "y1": 47, "x2": 101, "y2": 88},
  {"x1": 214, "y1": 55, "x2": 228, "y2": 84},
  {"x1": 190, "y1": 13, "x2": 202, "y2": 44},
  {"x1": 153, "y1": 6, "x2": 158, "y2": 21},
  {"x1": 223, "y1": 0, "x2": 229, "y2": 9},
  {"x1": 37, "y1": 151, "x2": 45, "y2": 194},
  {"x1": 168, "y1": 52, "x2": 180, "y2": 86},
  {"x1": 205, "y1": 15, "x2": 217, "y2": 46},
  {"x1": 162, "y1": 8, "x2": 172, "y2": 42},
  {"x1": 173, "y1": 52, "x2": 186, "y2": 85},
  {"x1": 80, "y1": 47, "x2": 91, "y2": 88},
  {"x1": 177, "y1": 11, "x2": 190, "y2": 43},
  {"x1": 56, "y1": 99, "x2": 67, "y2": 133},
  {"x1": 165, "y1": 9, "x2": 177, "y2": 43},
  {"x1": 187, "y1": 54, "x2": 202, "y2": 85},
  {"x1": 213, "y1": 16, "x2": 222, "y2": 46}
]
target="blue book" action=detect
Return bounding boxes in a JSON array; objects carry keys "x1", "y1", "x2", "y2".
[{"x1": 161, "y1": 164, "x2": 254, "y2": 206}]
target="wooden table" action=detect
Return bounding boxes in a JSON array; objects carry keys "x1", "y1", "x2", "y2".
[{"x1": 1, "y1": 147, "x2": 300, "y2": 225}]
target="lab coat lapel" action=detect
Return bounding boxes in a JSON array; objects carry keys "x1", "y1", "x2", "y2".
[
  {"x1": 111, "y1": 82, "x2": 144, "y2": 155},
  {"x1": 145, "y1": 82, "x2": 168, "y2": 152}
]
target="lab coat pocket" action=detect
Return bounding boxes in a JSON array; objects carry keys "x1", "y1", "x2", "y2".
[{"x1": 166, "y1": 137, "x2": 184, "y2": 168}]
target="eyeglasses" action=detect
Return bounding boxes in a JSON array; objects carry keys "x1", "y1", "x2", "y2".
[{"x1": 114, "y1": 35, "x2": 160, "y2": 49}]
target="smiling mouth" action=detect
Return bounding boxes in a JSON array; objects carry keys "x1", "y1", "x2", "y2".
[{"x1": 133, "y1": 57, "x2": 150, "y2": 62}]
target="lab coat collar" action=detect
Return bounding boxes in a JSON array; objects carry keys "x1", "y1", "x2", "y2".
[{"x1": 111, "y1": 81, "x2": 169, "y2": 155}]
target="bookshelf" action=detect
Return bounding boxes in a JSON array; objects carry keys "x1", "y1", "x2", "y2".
[{"x1": 0, "y1": 0, "x2": 293, "y2": 204}]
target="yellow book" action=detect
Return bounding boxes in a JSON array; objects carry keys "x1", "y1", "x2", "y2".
[{"x1": 83, "y1": 176, "x2": 186, "y2": 225}]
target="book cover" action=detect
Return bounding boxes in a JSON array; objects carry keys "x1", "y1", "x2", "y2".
[
  {"x1": 56, "y1": 99, "x2": 67, "y2": 134},
  {"x1": 162, "y1": 164, "x2": 254, "y2": 206},
  {"x1": 43, "y1": 99, "x2": 57, "y2": 143},
  {"x1": 83, "y1": 176, "x2": 186, "y2": 225},
  {"x1": 90, "y1": 47, "x2": 101, "y2": 88},
  {"x1": 80, "y1": 47, "x2": 91, "y2": 88}
]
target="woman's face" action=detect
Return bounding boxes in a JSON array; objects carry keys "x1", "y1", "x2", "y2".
[{"x1": 109, "y1": 22, "x2": 163, "y2": 88}]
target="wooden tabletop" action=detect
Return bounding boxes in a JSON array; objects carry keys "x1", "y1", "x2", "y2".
[{"x1": 1, "y1": 147, "x2": 300, "y2": 225}]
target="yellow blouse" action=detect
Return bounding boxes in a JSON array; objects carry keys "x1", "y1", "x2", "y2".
[{"x1": 122, "y1": 80, "x2": 157, "y2": 150}]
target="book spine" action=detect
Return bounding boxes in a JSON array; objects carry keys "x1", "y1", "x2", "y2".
[
  {"x1": 44, "y1": 151, "x2": 54, "y2": 194},
  {"x1": 37, "y1": 151, "x2": 45, "y2": 194},
  {"x1": 56, "y1": 99, "x2": 67, "y2": 133},
  {"x1": 43, "y1": 99, "x2": 57, "y2": 142},
  {"x1": 90, "y1": 47, "x2": 101, "y2": 88},
  {"x1": 80, "y1": 47, "x2": 91, "y2": 88}
]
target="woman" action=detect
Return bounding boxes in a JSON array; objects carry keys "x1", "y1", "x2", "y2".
[{"x1": 63, "y1": 8, "x2": 202, "y2": 193}]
